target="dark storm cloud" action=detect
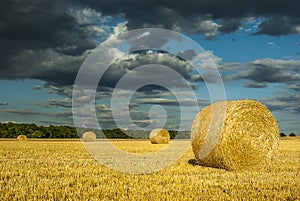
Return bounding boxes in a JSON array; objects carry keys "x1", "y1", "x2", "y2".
[
  {"x1": 224, "y1": 59, "x2": 300, "y2": 87},
  {"x1": 256, "y1": 16, "x2": 300, "y2": 36},
  {"x1": 99, "y1": 51, "x2": 194, "y2": 89},
  {"x1": 177, "y1": 50, "x2": 197, "y2": 61},
  {"x1": 77, "y1": 0, "x2": 300, "y2": 36},
  {"x1": 0, "y1": 0, "x2": 96, "y2": 55},
  {"x1": 0, "y1": 0, "x2": 97, "y2": 85},
  {"x1": 222, "y1": 58, "x2": 300, "y2": 114},
  {"x1": 218, "y1": 18, "x2": 243, "y2": 34},
  {"x1": 261, "y1": 94, "x2": 300, "y2": 114},
  {"x1": 0, "y1": 49, "x2": 86, "y2": 85},
  {"x1": 0, "y1": 0, "x2": 299, "y2": 89}
]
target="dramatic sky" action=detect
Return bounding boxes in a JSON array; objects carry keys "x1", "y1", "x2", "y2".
[{"x1": 0, "y1": 0, "x2": 299, "y2": 134}]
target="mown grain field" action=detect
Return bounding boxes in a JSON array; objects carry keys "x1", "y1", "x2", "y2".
[{"x1": 1, "y1": 137, "x2": 299, "y2": 200}]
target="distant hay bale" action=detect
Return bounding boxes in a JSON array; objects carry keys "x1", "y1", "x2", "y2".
[
  {"x1": 191, "y1": 100, "x2": 279, "y2": 171},
  {"x1": 82, "y1": 131, "x2": 96, "y2": 142},
  {"x1": 17, "y1": 135, "x2": 27, "y2": 141},
  {"x1": 149, "y1": 129, "x2": 170, "y2": 144}
]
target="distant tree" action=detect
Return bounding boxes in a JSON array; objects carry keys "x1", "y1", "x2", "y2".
[
  {"x1": 280, "y1": 132, "x2": 287, "y2": 137},
  {"x1": 289, "y1": 133, "x2": 296, "y2": 137},
  {"x1": 28, "y1": 130, "x2": 44, "y2": 138},
  {"x1": 168, "y1": 130, "x2": 178, "y2": 139}
]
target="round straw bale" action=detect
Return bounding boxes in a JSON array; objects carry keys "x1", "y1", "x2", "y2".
[
  {"x1": 82, "y1": 131, "x2": 97, "y2": 142},
  {"x1": 149, "y1": 129, "x2": 170, "y2": 144},
  {"x1": 191, "y1": 100, "x2": 279, "y2": 171},
  {"x1": 17, "y1": 135, "x2": 27, "y2": 141}
]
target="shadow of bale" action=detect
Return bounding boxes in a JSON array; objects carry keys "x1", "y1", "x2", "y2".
[{"x1": 188, "y1": 158, "x2": 201, "y2": 166}]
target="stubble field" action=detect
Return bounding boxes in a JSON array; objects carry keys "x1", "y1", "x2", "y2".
[{"x1": 0, "y1": 138, "x2": 299, "y2": 200}]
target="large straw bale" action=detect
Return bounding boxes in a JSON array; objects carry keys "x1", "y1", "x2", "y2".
[
  {"x1": 17, "y1": 135, "x2": 27, "y2": 141},
  {"x1": 191, "y1": 100, "x2": 279, "y2": 171},
  {"x1": 82, "y1": 131, "x2": 97, "y2": 142},
  {"x1": 149, "y1": 129, "x2": 170, "y2": 144}
]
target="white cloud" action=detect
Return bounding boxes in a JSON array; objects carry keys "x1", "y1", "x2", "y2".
[
  {"x1": 69, "y1": 8, "x2": 102, "y2": 25},
  {"x1": 192, "y1": 50, "x2": 222, "y2": 69},
  {"x1": 113, "y1": 22, "x2": 128, "y2": 36},
  {"x1": 267, "y1": 42, "x2": 281, "y2": 48},
  {"x1": 200, "y1": 20, "x2": 221, "y2": 39}
]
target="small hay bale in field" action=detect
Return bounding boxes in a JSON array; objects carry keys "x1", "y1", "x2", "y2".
[
  {"x1": 82, "y1": 131, "x2": 96, "y2": 142},
  {"x1": 191, "y1": 100, "x2": 279, "y2": 171},
  {"x1": 149, "y1": 129, "x2": 170, "y2": 144},
  {"x1": 17, "y1": 135, "x2": 27, "y2": 141}
]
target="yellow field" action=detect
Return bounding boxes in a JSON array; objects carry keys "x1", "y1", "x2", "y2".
[{"x1": 1, "y1": 138, "x2": 299, "y2": 200}]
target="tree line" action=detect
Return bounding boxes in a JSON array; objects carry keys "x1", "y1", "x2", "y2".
[
  {"x1": 0, "y1": 122, "x2": 78, "y2": 138},
  {"x1": 1, "y1": 122, "x2": 296, "y2": 139},
  {"x1": 0, "y1": 122, "x2": 189, "y2": 139}
]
